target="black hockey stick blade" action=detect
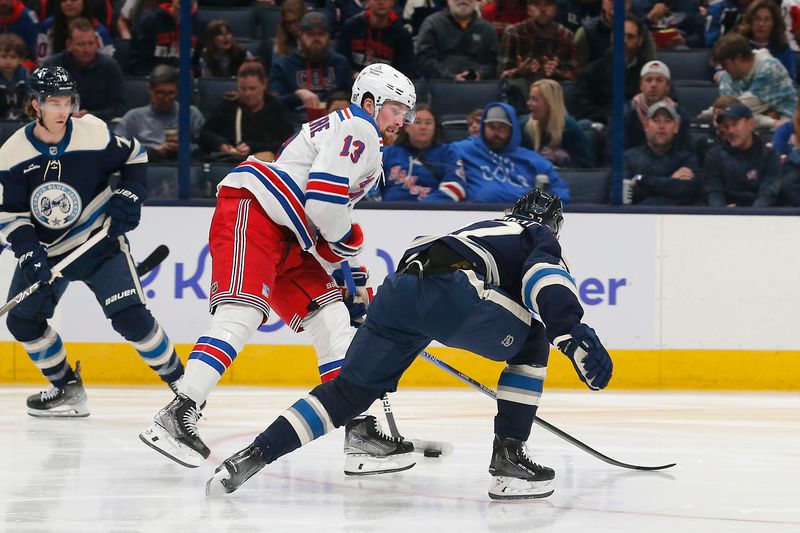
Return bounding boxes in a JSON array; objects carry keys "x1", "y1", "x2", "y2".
[
  {"x1": 419, "y1": 351, "x2": 676, "y2": 471},
  {"x1": 136, "y1": 245, "x2": 169, "y2": 277}
]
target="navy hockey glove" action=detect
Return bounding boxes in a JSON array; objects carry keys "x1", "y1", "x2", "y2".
[
  {"x1": 331, "y1": 265, "x2": 373, "y2": 326},
  {"x1": 105, "y1": 182, "x2": 147, "y2": 238},
  {"x1": 16, "y1": 243, "x2": 52, "y2": 287},
  {"x1": 316, "y1": 223, "x2": 364, "y2": 264},
  {"x1": 557, "y1": 323, "x2": 613, "y2": 390}
]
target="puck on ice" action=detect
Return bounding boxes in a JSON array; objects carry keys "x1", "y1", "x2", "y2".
[{"x1": 424, "y1": 449, "x2": 441, "y2": 457}]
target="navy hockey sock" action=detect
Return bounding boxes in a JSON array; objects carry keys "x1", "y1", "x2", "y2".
[
  {"x1": 494, "y1": 364, "x2": 547, "y2": 441},
  {"x1": 253, "y1": 404, "x2": 311, "y2": 463},
  {"x1": 20, "y1": 327, "x2": 75, "y2": 388}
]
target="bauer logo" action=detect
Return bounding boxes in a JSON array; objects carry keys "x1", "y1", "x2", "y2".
[{"x1": 30, "y1": 182, "x2": 81, "y2": 230}]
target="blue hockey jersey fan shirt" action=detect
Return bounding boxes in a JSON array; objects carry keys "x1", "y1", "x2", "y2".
[{"x1": 451, "y1": 102, "x2": 571, "y2": 203}]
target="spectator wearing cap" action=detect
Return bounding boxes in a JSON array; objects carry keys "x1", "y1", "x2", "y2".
[
  {"x1": 497, "y1": 0, "x2": 577, "y2": 82},
  {"x1": 573, "y1": 14, "x2": 649, "y2": 124},
  {"x1": 704, "y1": 102, "x2": 782, "y2": 206},
  {"x1": 695, "y1": 94, "x2": 741, "y2": 167},
  {"x1": 415, "y1": 0, "x2": 499, "y2": 81},
  {"x1": 624, "y1": 60, "x2": 690, "y2": 149},
  {"x1": 42, "y1": 18, "x2": 125, "y2": 121},
  {"x1": 450, "y1": 101, "x2": 571, "y2": 202},
  {"x1": 623, "y1": 101, "x2": 700, "y2": 205},
  {"x1": 631, "y1": 0, "x2": 705, "y2": 49},
  {"x1": 336, "y1": 0, "x2": 417, "y2": 78},
  {"x1": 713, "y1": 32, "x2": 797, "y2": 132},
  {"x1": 269, "y1": 11, "x2": 353, "y2": 126}
]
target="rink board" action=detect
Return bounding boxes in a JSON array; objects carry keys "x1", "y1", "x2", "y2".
[{"x1": 0, "y1": 207, "x2": 798, "y2": 390}]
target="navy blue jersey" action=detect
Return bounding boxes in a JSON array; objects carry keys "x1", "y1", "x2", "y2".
[
  {"x1": 401, "y1": 215, "x2": 583, "y2": 342},
  {"x1": 0, "y1": 114, "x2": 148, "y2": 257}
]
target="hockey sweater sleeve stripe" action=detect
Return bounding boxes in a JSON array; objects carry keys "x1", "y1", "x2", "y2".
[
  {"x1": 439, "y1": 181, "x2": 466, "y2": 202},
  {"x1": 307, "y1": 172, "x2": 350, "y2": 205},
  {"x1": 0, "y1": 211, "x2": 34, "y2": 241},
  {"x1": 521, "y1": 262, "x2": 579, "y2": 315}
]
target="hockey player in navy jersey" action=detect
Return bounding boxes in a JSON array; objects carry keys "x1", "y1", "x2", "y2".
[
  {"x1": 205, "y1": 189, "x2": 613, "y2": 500},
  {"x1": 140, "y1": 63, "x2": 417, "y2": 470},
  {"x1": 0, "y1": 66, "x2": 185, "y2": 417}
]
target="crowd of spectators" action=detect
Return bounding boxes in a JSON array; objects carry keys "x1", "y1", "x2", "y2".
[{"x1": 1, "y1": 0, "x2": 800, "y2": 206}]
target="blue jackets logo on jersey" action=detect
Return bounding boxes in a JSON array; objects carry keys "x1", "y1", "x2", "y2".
[{"x1": 30, "y1": 182, "x2": 82, "y2": 229}]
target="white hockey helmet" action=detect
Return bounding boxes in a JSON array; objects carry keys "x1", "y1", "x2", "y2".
[{"x1": 351, "y1": 63, "x2": 417, "y2": 124}]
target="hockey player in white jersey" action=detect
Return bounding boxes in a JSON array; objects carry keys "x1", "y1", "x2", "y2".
[{"x1": 140, "y1": 63, "x2": 417, "y2": 470}]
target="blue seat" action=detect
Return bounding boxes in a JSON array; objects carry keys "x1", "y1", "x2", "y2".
[
  {"x1": 429, "y1": 80, "x2": 503, "y2": 122},
  {"x1": 257, "y1": 5, "x2": 281, "y2": 41},
  {"x1": 413, "y1": 79, "x2": 430, "y2": 107},
  {"x1": 197, "y1": 78, "x2": 239, "y2": 113},
  {"x1": 198, "y1": 7, "x2": 259, "y2": 40},
  {"x1": 558, "y1": 167, "x2": 610, "y2": 204},
  {"x1": 206, "y1": 162, "x2": 235, "y2": 190},
  {"x1": 441, "y1": 119, "x2": 469, "y2": 142},
  {"x1": 672, "y1": 82, "x2": 718, "y2": 117},
  {"x1": 146, "y1": 165, "x2": 208, "y2": 199},
  {"x1": 123, "y1": 76, "x2": 151, "y2": 111},
  {"x1": 656, "y1": 49, "x2": 713, "y2": 82}
]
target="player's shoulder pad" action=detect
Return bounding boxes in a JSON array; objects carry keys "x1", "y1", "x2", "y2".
[
  {"x1": 66, "y1": 114, "x2": 112, "y2": 153},
  {"x1": 0, "y1": 125, "x2": 40, "y2": 173}
]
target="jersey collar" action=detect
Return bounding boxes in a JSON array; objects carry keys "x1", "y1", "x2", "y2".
[
  {"x1": 347, "y1": 104, "x2": 381, "y2": 138},
  {"x1": 25, "y1": 119, "x2": 74, "y2": 160}
]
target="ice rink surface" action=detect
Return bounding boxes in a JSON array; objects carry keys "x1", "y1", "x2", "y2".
[{"x1": 0, "y1": 386, "x2": 798, "y2": 533}]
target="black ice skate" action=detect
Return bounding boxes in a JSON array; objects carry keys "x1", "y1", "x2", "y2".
[
  {"x1": 488, "y1": 435, "x2": 555, "y2": 500},
  {"x1": 27, "y1": 361, "x2": 89, "y2": 418},
  {"x1": 139, "y1": 394, "x2": 209, "y2": 468},
  {"x1": 343, "y1": 415, "x2": 416, "y2": 475},
  {"x1": 205, "y1": 443, "x2": 267, "y2": 497}
]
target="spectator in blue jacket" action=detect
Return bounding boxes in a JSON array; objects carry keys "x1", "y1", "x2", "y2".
[
  {"x1": 624, "y1": 101, "x2": 700, "y2": 205},
  {"x1": 451, "y1": 102, "x2": 571, "y2": 203},
  {"x1": 735, "y1": 0, "x2": 796, "y2": 79},
  {"x1": 0, "y1": 0, "x2": 40, "y2": 62},
  {"x1": 705, "y1": 0, "x2": 750, "y2": 47},
  {"x1": 380, "y1": 103, "x2": 467, "y2": 202},
  {"x1": 632, "y1": 0, "x2": 705, "y2": 48},
  {"x1": 269, "y1": 11, "x2": 352, "y2": 125}
]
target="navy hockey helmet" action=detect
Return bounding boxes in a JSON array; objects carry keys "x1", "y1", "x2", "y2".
[
  {"x1": 29, "y1": 66, "x2": 80, "y2": 112},
  {"x1": 510, "y1": 188, "x2": 564, "y2": 238}
]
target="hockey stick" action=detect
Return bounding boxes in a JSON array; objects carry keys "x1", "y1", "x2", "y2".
[
  {"x1": 341, "y1": 261, "x2": 453, "y2": 457},
  {"x1": 419, "y1": 350, "x2": 677, "y2": 471},
  {"x1": 0, "y1": 222, "x2": 110, "y2": 318},
  {"x1": 136, "y1": 244, "x2": 169, "y2": 277}
]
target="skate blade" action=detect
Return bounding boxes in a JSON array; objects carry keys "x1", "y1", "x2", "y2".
[
  {"x1": 27, "y1": 402, "x2": 90, "y2": 418},
  {"x1": 488, "y1": 476, "x2": 554, "y2": 500},
  {"x1": 344, "y1": 452, "x2": 416, "y2": 476},
  {"x1": 139, "y1": 423, "x2": 204, "y2": 468},
  {"x1": 205, "y1": 467, "x2": 233, "y2": 497}
]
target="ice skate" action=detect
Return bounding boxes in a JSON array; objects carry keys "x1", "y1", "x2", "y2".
[
  {"x1": 27, "y1": 361, "x2": 89, "y2": 418},
  {"x1": 205, "y1": 443, "x2": 267, "y2": 497},
  {"x1": 343, "y1": 415, "x2": 415, "y2": 475},
  {"x1": 488, "y1": 436, "x2": 555, "y2": 500},
  {"x1": 139, "y1": 394, "x2": 209, "y2": 468}
]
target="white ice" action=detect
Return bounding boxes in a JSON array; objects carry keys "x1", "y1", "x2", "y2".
[{"x1": 1, "y1": 386, "x2": 798, "y2": 533}]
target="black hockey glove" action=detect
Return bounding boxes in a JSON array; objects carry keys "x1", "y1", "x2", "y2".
[
  {"x1": 16, "y1": 242, "x2": 52, "y2": 288},
  {"x1": 105, "y1": 182, "x2": 147, "y2": 238},
  {"x1": 557, "y1": 323, "x2": 613, "y2": 390}
]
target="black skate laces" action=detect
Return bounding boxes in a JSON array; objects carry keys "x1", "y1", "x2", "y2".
[{"x1": 370, "y1": 417, "x2": 401, "y2": 443}]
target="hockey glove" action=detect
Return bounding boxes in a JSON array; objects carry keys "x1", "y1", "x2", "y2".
[
  {"x1": 105, "y1": 182, "x2": 147, "y2": 239},
  {"x1": 331, "y1": 265, "x2": 373, "y2": 327},
  {"x1": 557, "y1": 323, "x2": 613, "y2": 390},
  {"x1": 316, "y1": 223, "x2": 364, "y2": 264},
  {"x1": 16, "y1": 243, "x2": 52, "y2": 288}
]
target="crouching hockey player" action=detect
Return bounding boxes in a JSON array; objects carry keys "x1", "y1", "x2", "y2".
[
  {"x1": 205, "y1": 189, "x2": 614, "y2": 500},
  {"x1": 139, "y1": 64, "x2": 418, "y2": 473},
  {"x1": 0, "y1": 66, "x2": 185, "y2": 417}
]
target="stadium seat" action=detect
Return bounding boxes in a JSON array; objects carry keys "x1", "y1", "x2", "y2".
[
  {"x1": 429, "y1": 80, "x2": 503, "y2": 122},
  {"x1": 257, "y1": 5, "x2": 281, "y2": 41},
  {"x1": 0, "y1": 120, "x2": 24, "y2": 145},
  {"x1": 146, "y1": 165, "x2": 208, "y2": 199},
  {"x1": 441, "y1": 119, "x2": 469, "y2": 142},
  {"x1": 656, "y1": 49, "x2": 713, "y2": 82},
  {"x1": 413, "y1": 79, "x2": 430, "y2": 106},
  {"x1": 198, "y1": 7, "x2": 259, "y2": 40},
  {"x1": 558, "y1": 167, "x2": 610, "y2": 204},
  {"x1": 206, "y1": 162, "x2": 234, "y2": 190},
  {"x1": 197, "y1": 78, "x2": 239, "y2": 113},
  {"x1": 123, "y1": 77, "x2": 151, "y2": 111},
  {"x1": 672, "y1": 81, "x2": 718, "y2": 117}
]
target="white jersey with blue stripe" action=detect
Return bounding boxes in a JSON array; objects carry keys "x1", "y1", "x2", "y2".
[
  {"x1": 0, "y1": 114, "x2": 147, "y2": 257},
  {"x1": 218, "y1": 104, "x2": 384, "y2": 250},
  {"x1": 401, "y1": 215, "x2": 584, "y2": 343}
]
